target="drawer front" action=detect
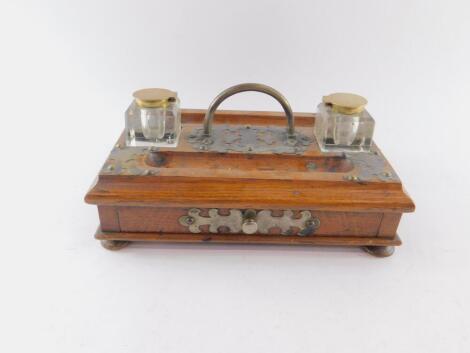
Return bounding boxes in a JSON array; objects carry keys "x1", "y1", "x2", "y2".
[{"x1": 99, "y1": 206, "x2": 391, "y2": 238}]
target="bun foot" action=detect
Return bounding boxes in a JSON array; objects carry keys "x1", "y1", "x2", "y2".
[
  {"x1": 100, "y1": 239, "x2": 130, "y2": 251},
  {"x1": 361, "y1": 245, "x2": 395, "y2": 257}
]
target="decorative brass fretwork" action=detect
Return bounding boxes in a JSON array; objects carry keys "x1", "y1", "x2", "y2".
[{"x1": 179, "y1": 208, "x2": 320, "y2": 236}]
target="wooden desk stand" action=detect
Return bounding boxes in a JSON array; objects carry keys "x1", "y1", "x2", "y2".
[{"x1": 85, "y1": 109, "x2": 414, "y2": 257}]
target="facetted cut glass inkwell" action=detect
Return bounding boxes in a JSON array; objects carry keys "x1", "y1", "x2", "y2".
[
  {"x1": 315, "y1": 92, "x2": 375, "y2": 152},
  {"x1": 125, "y1": 88, "x2": 181, "y2": 147}
]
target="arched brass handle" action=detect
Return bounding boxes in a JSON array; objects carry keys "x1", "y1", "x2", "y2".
[{"x1": 203, "y1": 83, "x2": 296, "y2": 138}]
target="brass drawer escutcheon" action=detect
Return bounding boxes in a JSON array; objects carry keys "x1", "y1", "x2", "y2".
[{"x1": 179, "y1": 208, "x2": 320, "y2": 236}]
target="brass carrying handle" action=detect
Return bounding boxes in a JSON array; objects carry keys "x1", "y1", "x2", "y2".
[{"x1": 203, "y1": 83, "x2": 296, "y2": 138}]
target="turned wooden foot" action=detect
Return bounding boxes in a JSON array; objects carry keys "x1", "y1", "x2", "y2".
[
  {"x1": 361, "y1": 245, "x2": 395, "y2": 257},
  {"x1": 100, "y1": 239, "x2": 130, "y2": 251}
]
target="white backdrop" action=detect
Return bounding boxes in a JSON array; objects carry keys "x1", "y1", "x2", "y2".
[{"x1": 1, "y1": 1, "x2": 469, "y2": 352}]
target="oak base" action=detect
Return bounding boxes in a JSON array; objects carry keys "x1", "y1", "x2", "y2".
[{"x1": 95, "y1": 227, "x2": 400, "y2": 256}]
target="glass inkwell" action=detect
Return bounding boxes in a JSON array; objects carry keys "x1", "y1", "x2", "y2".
[
  {"x1": 125, "y1": 88, "x2": 181, "y2": 147},
  {"x1": 314, "y1": 92, "x2": 375, "y2": 152}
]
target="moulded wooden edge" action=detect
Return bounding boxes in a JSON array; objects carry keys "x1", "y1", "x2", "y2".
[
  {"x1": 94, "y1": 227, "x2": 402, "y2": 247},
  {"x1": 85, "y1": 183, "x2": 415, "y2": 213}
]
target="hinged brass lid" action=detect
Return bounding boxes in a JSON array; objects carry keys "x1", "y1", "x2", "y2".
[
  {"x1": 323, "y1": 92, "x2": 367, "y2": 115},
  {"x1": 133, "y1": 88, "x2": 177, "y2": 108}
]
